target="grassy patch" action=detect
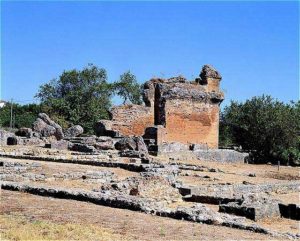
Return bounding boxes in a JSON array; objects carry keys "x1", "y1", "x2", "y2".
[{"x1": 0, "y1": 213, "x2": 128, "y2": 241}]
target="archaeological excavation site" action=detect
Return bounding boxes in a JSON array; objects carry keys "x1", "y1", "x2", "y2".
[{"x1": 1, "y1": 65, "x2": 299, "y2": 240}]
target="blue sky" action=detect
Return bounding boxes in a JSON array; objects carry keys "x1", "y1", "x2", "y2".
[{"x1": 1, "y1": 1, "x2": 299, "y2": 107}]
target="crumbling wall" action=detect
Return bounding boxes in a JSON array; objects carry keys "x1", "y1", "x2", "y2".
[
  {"x1": 110, "y1": 105, "x2": 154, "y2": 136},
  {"x1": 96, "y1": 105, "x2": 154, "y2": 137},
  {"x1": 163, "y1": 100, "x2": 220, "y2": 148},
  {"x1": 154, "y1": 79, "x2": 223, "y2": 148},
  {"x1": 97, "y1": 65, "x2": 224, "y2": 150},
  {"x1": 142, "y1": 78, "x2": 164, "y2": 107},
  {"x1": 197, "y1": 64, "x2": 222, "y2": 92}
]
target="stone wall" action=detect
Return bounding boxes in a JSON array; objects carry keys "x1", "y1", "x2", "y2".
[
  {"x1": 154, "y1": 79, "x2": 223, "y2": 148},
  {"x1": 193, "y1": 149, "x2": 248, "y2": 163},
  {"x1": 162, "y1": 100, "x2": 220, "y2": 148},
  {"x1": 96, "y1": 105, "x2": 154, "y2": 137},
  {"x1": 97, "y1": 65, "x2": 224, "y2": 150}
]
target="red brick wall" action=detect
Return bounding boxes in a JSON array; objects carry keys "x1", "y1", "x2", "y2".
[
  {"x1": 162, "y1": 99, "x2": 219, "y2": 148},
  {"x1": 110, "y1": 105, "x2": 154, "y2": 136}
]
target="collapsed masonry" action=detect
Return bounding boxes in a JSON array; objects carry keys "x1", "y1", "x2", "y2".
[
  {"x1": 95, "y1": 65, "x2": 246, "y2": 162},
  {"x1": 1, "y1": 65, "x2": 246, "y2": 163}
]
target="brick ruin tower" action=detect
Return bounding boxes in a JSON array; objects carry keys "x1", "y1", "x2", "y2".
[{"x1": 96, "y1": 65, "x2": 224, "y2": 154}]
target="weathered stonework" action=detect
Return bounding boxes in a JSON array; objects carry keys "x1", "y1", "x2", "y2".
[
  {"x1": 97, "y1": 64, "x2": 224, "y2": 152},
  {"x1": 111, "y1": 105, "x2": 154, "y2": 136},
  {"x1": 95, "y1": 105, "x2": 154, "y2": 137}
]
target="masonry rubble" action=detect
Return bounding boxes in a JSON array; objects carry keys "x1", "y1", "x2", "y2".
[
  {"x1": 64, "y1": 125, "x2": 84, "y2": 138},
  {"x1": 32, "y1": 113, "x2": 64, "y2": 140},
  {"x1": 1, "y1": 148, "x2": 299, "y2": 236},
  {"x1": 1, "y1": 65, "x2": 299, "y2": 238},
  {"x1": 1, "y1": 179, "x2": 299, "y2": 238},
  {"x1": 95, "y1": 64, "x2": 247, "y2": 163},
  {"x1": 1, "y1": 64, "x2": 247, "y2": 164}
]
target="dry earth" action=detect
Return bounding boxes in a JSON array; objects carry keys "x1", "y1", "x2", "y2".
[
  {"x1": 0, "y1": 190, "x2": 285, "y2": 241},
  {"x1": 0, "y1": 146, "x2": 299, "y2": 240}
]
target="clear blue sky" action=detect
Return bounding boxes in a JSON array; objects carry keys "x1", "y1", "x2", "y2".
[{"x1": 1, "y1": 1, "x2": 299, "y2": 107}]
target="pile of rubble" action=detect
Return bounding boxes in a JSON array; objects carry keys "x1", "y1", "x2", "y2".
[
  {"x1": 1, "y1": 65, "x2": 250, "y2": 165},
  {"x1": 0, "y1": 113, "x2": 151, "y2": 163},
  {"x1": 0, "y1": 113, "x2": 83, "y2": 146}
]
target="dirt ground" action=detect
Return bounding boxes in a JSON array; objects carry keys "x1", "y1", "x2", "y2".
[
  {"x1": 0, "y1": 190, "x2": 282, "y2": 241},
  {"x1": 175, "y1": 159, "x2": 300, "y2": 180},
  {"x1": 1, "y1": 152, "x2": 299, "y2": 240},
  {"x1": 1, "y1": 157, "x2": 139, "y2": 191}
]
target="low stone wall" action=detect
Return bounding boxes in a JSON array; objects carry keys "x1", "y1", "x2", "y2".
[
  {"x1": 1, "y1": 181, "x2": 297, "y2": 239},
  {"x1": 0, "y1": 130, "x2": 15, "y2": 146},
  {"x1": 193, "y1": 149, "x2": 248, "y2": 163},
  {"x1": 180, "y1": 182, "x2": 300, "y2": 202},
  {"x1": 182, "y1": 183, "x2": 300, "y2": 221},
  {"x1": 0, "y1": 153, "x2": 147, "y2": 172},
  {"x1": 219, "y1": 194, "x2": 281, "y2": 221},
  {"x1": 154, "y1": 143, "x2": 247, "y2": 164}
]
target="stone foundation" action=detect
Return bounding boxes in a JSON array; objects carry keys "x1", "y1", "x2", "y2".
[{"x1": 193, "y1": 149, "x2": 248, "y2": 163}]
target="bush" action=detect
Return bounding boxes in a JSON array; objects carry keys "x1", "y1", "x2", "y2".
[
  {"x1": 280, "y1": 137, "x2": 300, "y2": 166},
  {"x1": 220, "y1": 95, "x2": 300, "y2": 164}
]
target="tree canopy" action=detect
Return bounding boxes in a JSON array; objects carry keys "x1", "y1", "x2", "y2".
[
  {"x1": 113, "y1": 71, "x2": 142, "y2": 105},
  {"x1": 36, "y1": 64, "x2": 112, "y2": 132},
  {"x1": 0, "y1": 103, "x2": 41, "y2": 129},
  {"x1": 220, "y1": 95, "x2": 300, "y2": 165},
  {"x1": 35, "y1": 64, "x2": 142, "y2": 133}
]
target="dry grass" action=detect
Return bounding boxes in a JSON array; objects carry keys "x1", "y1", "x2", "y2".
[
  {"x1": 257, "y1": 217, "x2": 300, "y2": 235},
  {"x1": 0, "y1": 213, "x2": 129, "y2": 241},
  {"x1": 273, "y1": 192, "x2": 300, "y2": 205},
  {"x1": 264, "y1": 171, "x2": 300, "y2": 180}
]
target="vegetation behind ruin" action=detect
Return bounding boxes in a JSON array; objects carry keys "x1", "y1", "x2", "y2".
[
  {"x1": 220, "y1": 95, "x2": 300, "y2": 165},
  {"x1": 0, "y1": 64, "x2": 141, "y2": 133},
  {"x1": 0, "y1": 65, "x2": 299, "y2": 165}
]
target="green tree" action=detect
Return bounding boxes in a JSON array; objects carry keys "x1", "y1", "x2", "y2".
[
  {"x1": 36, "y1": 64, "x2": 113, "y2": 133},
  {"x1": 221, "y1": 95, "x2": 300, "y2": 164},
  {"x1": 0, "y1": 103, "x2": 41, "y2": 129},
  {"x1": 113, "y1": 71, "x2": 142, "y2": 105},
  {"x1": 219, "y1": 115, "x2": 234, "y2": 148}
]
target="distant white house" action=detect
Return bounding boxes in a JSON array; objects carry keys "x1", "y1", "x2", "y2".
[{"x1": 0, "y1": 100, "x2": 7, "y2": 108}]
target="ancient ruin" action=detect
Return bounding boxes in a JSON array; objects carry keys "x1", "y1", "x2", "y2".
[
  {"x1": 96, "y1": 65, "x2": 224, "y2": 152},
  {"x1": 1, "y1": 65, "x2": 299, "y2": 239}
]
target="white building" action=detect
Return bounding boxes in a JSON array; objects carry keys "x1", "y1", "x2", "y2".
[{"x1": 0, "y1": 100, "x2": 7, "y2": 108}]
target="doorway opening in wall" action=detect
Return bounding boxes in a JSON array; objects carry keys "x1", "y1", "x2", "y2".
[{"x1": 154, "y1": 84, "x2": 164, "y2": 126}]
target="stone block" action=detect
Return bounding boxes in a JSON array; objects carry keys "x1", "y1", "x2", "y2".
[
  {"x1": 64, "y1": 125, "x2": 83, "y2": 137},
  {"x1": 193, "y1": 149, "x2": 248, "y2": 163},
  {"x1": 219, "y1": 194, "x2": 280, "y2": 221},
  {"x1": 45, "y1": 140, "x2": 69, "y2": 150}
]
